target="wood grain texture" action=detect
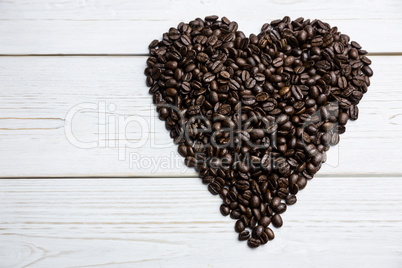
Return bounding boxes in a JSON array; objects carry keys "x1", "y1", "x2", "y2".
[
  {"x1": 0, "y1": 177, "x2": 401, "y2": 268},
  {"x1": 0, "y1": 0, "x2": 401, "y2": 54},
  {"x1": 1, "y1": 56, "x2": 401, "y2": 177}
]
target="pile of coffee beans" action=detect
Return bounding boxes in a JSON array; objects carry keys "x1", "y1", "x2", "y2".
[{"x1": 145, "y1": 16, "x2": 372, "y2": 248}]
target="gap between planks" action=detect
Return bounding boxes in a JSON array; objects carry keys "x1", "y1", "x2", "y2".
[
  {"x1": 0, "y1": 52, "x2": 401, "y2": 57},
  {"x1": 1, "y1": 174, "x2": 402, "y2": 179}
]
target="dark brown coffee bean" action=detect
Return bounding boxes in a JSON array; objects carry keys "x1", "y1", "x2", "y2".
[
  {"x1": 208, "y1": 182, "x2": 221, "y2": 195},
  {"x1": 239, "y1": 230, "x2": 251, "y2": 241},
  {"x1": 211, "y1": 61, "x2": 223, "y2": 73},
  {"x1": 349, "y1": 104, "x2": 359, "y2": 120},
  {"x1": 260, "y1": 231, "x2": 269, "y2": 245},
  {"x1": 259, "y1": 216, "x2": 271, "y2": 227},
  {"x1": 339, "y1": 112, "x2": 349, "y2": 125},
  {"x1": 271, "y1": 197, "x2": 281, "y2": 209},
  {"x1": 250, "y1": 195, "x2": 261, "y2": 208},
  {"x1": 338, "y1": 76, "x2": 347, "y2": 89},
  {"x1": 252, "y1": 225, "x2": 265, "y2": 238},
  {"x1": 197, "y1": 52, "x2": 209, "y2": 62},
  {"x1": 237, "y1": 162, "x2": 249, "y2": 173},
  {"x1": 236, "y1": 180, "x2": 250, "y2": 191},
  {"x1": 265, "y1": 227, "x2": 275, "y2": 240},
  {"x1": 273, "y1": 57, "x2": 283, "y2": 67},
  {"x1": 248, "y1": 237, "x2": 261, "y2": 248},
  {"x1": 362, "y1": 65, "x2": 373, "y2": 77},
  {"x1": 291, "y1": 85, "x2": 303, "y2": 100},
  {"x1": 272, "y1": 214, "x2": 283, "y2": 228},
  {"x1": 275, "y1": 203, "x2": 287, "y2": 214},
  {"x1": 166, "y1": 61, "x2": 178, "y2": 70},
  {"x1": 230, "y1": 209, "x2": 241, "y2": 219},
  {"x1": 242, "y1": 94, "x2": 256, "y2": 105},
  {"x1": 220, "y1": 204, "x2": 230, "y2": 216},
  {"x1": 235, "y1": 220, "x2": 245, "y2": 233},
  {"x1": 286, "y1": 194, "x2": 297, "y2": 205},
  {"x1": 311, "y1": 37, "x2": 323, "y2": 46},
  {"x1": 262, "y1": 102, "x2": 275, "y2": 112}
]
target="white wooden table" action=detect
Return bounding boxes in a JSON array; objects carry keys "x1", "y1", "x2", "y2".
[{"x1": 1, "y1": 1, "x2": 402, "y2": 267}]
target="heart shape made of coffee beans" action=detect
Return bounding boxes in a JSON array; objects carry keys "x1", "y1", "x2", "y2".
[{"x1": 145, "y1": 16, "x2": 373, "y2": 248}]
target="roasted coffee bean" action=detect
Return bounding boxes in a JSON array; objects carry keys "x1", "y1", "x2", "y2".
[
  {"x1": 286, "y1": 194, "x2": 297, "y2": 205},
  {"x1": 208, "y1": 182, "x2": 221, "y2": 195},
  {"x1": 250, "y1": 195, "x2": 261, "y2": 208},
  {"x1": 235, "y1": 220, "x2": 245, "y2": 233},
  {"x1": 349, "y1": 104, "x2": 359, "y2": 120},
  {"x1": 273, "y1": 57, "x2": 284, "y2": 67},
  {"x1": 248, "y1": 237, "x2": 261, "y2": 248},
  {"x1": 338, "y1": 112, "x2": 349, "y2": 125},
  {"x1": 271, "y1": 196, "x2": 281, "y2": 209},
  {"x1": 260, "y1": 231, "x2": 269, "y2": 245},
  {"x1": 219, "y1": 203, "x2": 231, "y2": 216},
  {"x1": 166, "y1": 61, "x2": 178, "y2": 70},
  {"x1": 272, "y1": 214, "x2": 283, "y2": 228},
  {"x1": 230, "y1": 209, "x2": 242, "y2": 219},
  {"x1": 265, "y1": 227, "x2": 275, "y2": 240},
  {"x1": 237, "y1": 162, "x2": 249, "y2": 173},
  {"x1": 239, "y1": 230, "x2": 251, "y2": 241},
  {"x1": 146, "y1": 15, "x2": 372, "y2": 248},
  {"x1": 259, "y1": 216, "x2": 271, "y2": 227},
  {"x1": 242, "y1": 94, "x2": 256, "y2": 105},
  {"x1": 252, "y1": 225, "x2": 265, "y2": 238},
  {"x1": 275, "y1": 202, "x2": 287, "y2": 214},
  {"x1": 362, "y1": 65, "x2": 373, "y2": 77}
]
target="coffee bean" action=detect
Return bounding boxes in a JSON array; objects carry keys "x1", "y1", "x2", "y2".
[
  {"x1": 286, "y1": 194, "x2": 297, "y2": 205},
  {"x1": 291, "y1": 85, "x2": 303, "y2": 100},
  {"x1": 348, "y1": 104, "x2": 359, "y2": 120},
  {"x1": 220, "y1": 204, "x2": 230, "y2": 216},
  {"x1": 272, "y1": 214, "x2": 283, "y2": 228},
  {"x1": 338, "y1": 76, "x2": 347, "y2": 89},
  {"x1": 166, "y1": 61, "x2": 178, "y2": 70},
  {"x1": 362, "y1": 65, "x2": 373, "y2": 77},
  {"x1": 273, "y1": 57, "x2": 283, "y2": 67},
  {"x1": 260, "y1": 231, "x2": 269, "y2": 245},
  {"x1": 338, "y1": 112, "x2": 349, "y2": 125},
  {"x1": 239, "y1": 230, "x2": 251, "y2": 241},
  {"x1": 270, "y1": 196, "x2": 281, "y2": 209},
  {"x1": 230, "y1": 209, "x2": 241, "y2": 219},
  {"x1": 250, "y1": 195, "x2": 261, "y2": 208},
  {"x1": 211, "y1": 61, "x2": 224, "y2": 73},
  {"x1": 252, "y1": 225, "x2": 265, "y2": 238},
  {"x1": 235, "y1": 219, "x2": 245, "y2": 233},
  {"x1": 275, "y1": 203, "x2": 287, "y2": 214},
  {"x1": 259, "y1": 216, "x2": 271, "y2": 227},
  {"x1": 311, "y1": 37, "x2": 323, "y2": 46},
  {"x1": 242, "y1": 94, "x2": 256, "y2": 105},
  {"x1": 248, "y1": 237, "x2": 261, "y2": 248},
  {"x1": 237, "y1": 162, "x2": 249, "y2": 173},
  {"x1": 265, "y1": 227, "x2": 275, "y2": 240},
  {"x1": 262, "y1": 101, "x2": 275, "y2": 112}
]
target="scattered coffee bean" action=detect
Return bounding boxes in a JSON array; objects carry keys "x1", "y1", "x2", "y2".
[
  {"x1": 248, "y1": 237, "x2": 262, "y2": 248},
  {"x1": 239, "y1": 230, "x2": 251, "y2": 241}
]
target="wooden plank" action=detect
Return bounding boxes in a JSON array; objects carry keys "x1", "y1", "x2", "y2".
[
  {"x1": 1, "y1": 0, "x2": 400, "y2": 20},
  {"x1": 0, "y1": 55, "x2": 401, "y2": 177},
  {"x1": 0, "y1": 177, "x2": 401, "y2": 267},
  {"x1": 0, "y1": 0, "x2": 401, "y2": 54}
]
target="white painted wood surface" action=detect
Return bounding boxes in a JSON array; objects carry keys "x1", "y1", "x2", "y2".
[
  {"x1": 1, "y1": 178, "x2": 402, "y2": 268},
  {"x1": 0, "y1": 0, "x2": 401, "y2": 54},
  {"x1": 1, "y1": 56, "x2": 402, "y2": 177},
  {"x1": 1, "y1": 0, "x2": 402, "y2": 267}
]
